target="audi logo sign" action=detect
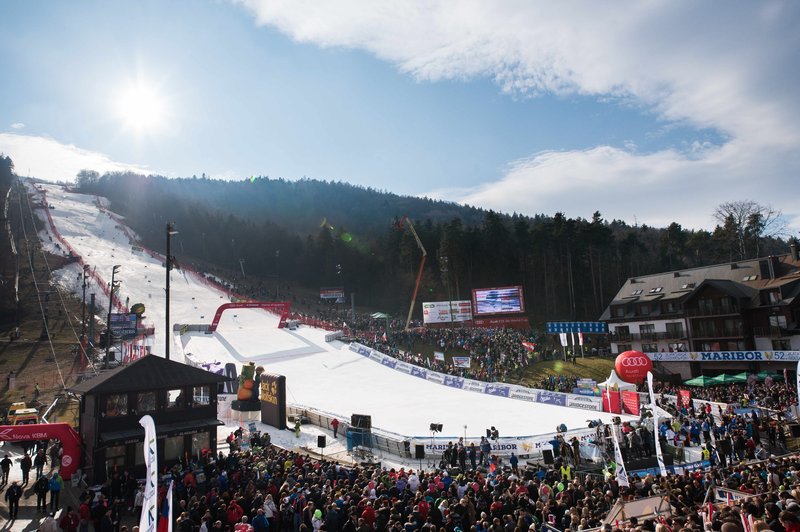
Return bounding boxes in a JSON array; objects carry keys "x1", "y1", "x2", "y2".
[{"x1": 615, "y1": 350, "x2": 653, "y2": 384}]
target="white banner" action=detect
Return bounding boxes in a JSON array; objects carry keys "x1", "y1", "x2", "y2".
[
  {"x1": 139, "y1": 415, "x2": 158, "y2": 532},
  {"x1": 452, "y1": 356, "x2": 471, "y2": 368},
  {"x1": 559, "y1": 333, "x2": 568, "y2": 347},
  {"x1": 566, "y1": 394, "x2": 602, "y2": 411},
  {"x1": 647, "y1": 372, "x2": 667, "y2": 477},
  {"x1": 410, "y1": 427, "x2": 598, "y2": 457},
  {"x1": 422, "y1": 300, "x2": 472, "y2": 324},
  {"x1": 165, "y1": 479, "x2": 174, "y2": 532},
  {"x1": 611, "y1": 428, "x2": 630, "y2": 487},
  {"x1": 647, "y1": 350, "x2": 800, "y2": 362}
]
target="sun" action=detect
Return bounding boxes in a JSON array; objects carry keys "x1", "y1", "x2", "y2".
[{"x1": 115, "y1": 82, "x2": 166, "y2": 133}]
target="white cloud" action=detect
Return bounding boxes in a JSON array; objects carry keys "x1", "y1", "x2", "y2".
[
  {"x1": 0, "y1": 133, "x2": 153, "y2": 182},
  {"x1": 9, "y1": 123, "x2": 25, "y2": 130},
  {"x1": 236, "y1": 1, "x2": 800, "y2": 232}
]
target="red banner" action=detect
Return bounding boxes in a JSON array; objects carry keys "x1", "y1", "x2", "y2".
[
  {"x1": 602, "y1": 389, "x2": 621, "y2": 414},
  {"x1": 677, "y1": 389, "x2": 692, "y2": 409},
  {"x1": 621, "y1": 390, "x2": 640, "y2": 415}
]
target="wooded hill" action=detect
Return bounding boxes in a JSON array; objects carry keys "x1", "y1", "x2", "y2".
[{"x1": 70, "y1": 170, "x2": 791, "y2": 324}]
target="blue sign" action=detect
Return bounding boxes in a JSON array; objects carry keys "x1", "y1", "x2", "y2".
[
  {"x1": 484, "y1": 384, "x2": 510, "y2": 397},
  {"x1": 380, "y1": 357, "x2": 397, "y2": 369},
  {"x1": 546, "y1": 321, "x2": 608, "y2": 334},
  {"x1": 411, "y1": 367, "x2": 427, "y2": 379},
  {"x1": 443, "y1": 376, "x2": 464, "y2": 389},
  {"x1": 536, "y1": 391, "x2": 567, "y2": 406},
  {"x1": 110, "y1": 313, "x2": 138, "y2": 339}
]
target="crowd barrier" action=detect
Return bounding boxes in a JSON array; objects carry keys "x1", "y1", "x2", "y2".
[{"x1": 347, "y1": 342, "x2": 604, "y2": 412}]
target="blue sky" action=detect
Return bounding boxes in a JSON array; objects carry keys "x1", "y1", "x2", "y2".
[{"x1": 1, "y1": 0, "x2": 798, "y2": 232}]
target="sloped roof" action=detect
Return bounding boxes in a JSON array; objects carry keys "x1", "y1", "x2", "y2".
[
  {"x1": 70, "y1": 355, "x2": 230, "y2": 395},
  {"x1": 600, "y1": 253, "x2": 800, "y2": 321}
]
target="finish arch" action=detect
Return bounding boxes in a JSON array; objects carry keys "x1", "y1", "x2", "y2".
[{"x1": 207, "y1": 301, "x2": 291, "y2": 333}]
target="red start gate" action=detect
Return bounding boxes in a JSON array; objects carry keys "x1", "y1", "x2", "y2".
[{"x1": 207, "y1": 301, "x2": 291, "y2": 333}]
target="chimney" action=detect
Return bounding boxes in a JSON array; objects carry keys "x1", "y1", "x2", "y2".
[{"x1": 792, "y1": 242, "x2": 799, "y2": 262}]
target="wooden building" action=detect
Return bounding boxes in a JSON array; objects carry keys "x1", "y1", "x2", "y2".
[{"x1": 70, "y1": 355, "x2": 229, "y2": 483}]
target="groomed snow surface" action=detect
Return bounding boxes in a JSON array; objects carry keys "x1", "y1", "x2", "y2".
[{"x1": 36, "y1": 183, "x2": 627, "y2": 457}]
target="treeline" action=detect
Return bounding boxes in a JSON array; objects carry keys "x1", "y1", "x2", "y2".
[{"x1": 73, "y1": 170, "x2": 791, "y2": 323}]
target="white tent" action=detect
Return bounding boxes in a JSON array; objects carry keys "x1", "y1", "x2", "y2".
[{"x1": 599, "y1": 369, "x2": 637, "y2": 391}]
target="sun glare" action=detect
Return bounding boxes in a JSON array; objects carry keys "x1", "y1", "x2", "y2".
[{"x1": 116, "y1": 82, "x2": 166, "y2": 133}]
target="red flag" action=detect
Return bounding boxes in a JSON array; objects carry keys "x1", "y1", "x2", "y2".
[
  {"x1": 521, "y1": 342, "x2": 536, "y2": 352},
  {"x1": 382, "y1": 332, "x2": 387, "y2": 342}
]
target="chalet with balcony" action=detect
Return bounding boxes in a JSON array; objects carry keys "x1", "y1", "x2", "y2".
[
  {"x1": 70, "y1": 355, "x2": 229, "y2": 483},
  {"x1": 600, "y1": 247, "x2": 800, "y2": 376}
]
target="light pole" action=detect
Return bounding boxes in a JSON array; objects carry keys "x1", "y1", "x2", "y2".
[
  {"x1": 105, "y1": 265, "x2": 121, "y2": 369},
  {"x1": 275, "y1": 250, "x2": 280, "y2": 299},
  {"x1": 166, "y1": 222, "x2": 178, "y2": 360},
  {"x1": 80, "y1": 264, "x2": 90, "y2": 341},
  {"x1": 440, "y1": 254, "x2": 453, "y2": 327}
]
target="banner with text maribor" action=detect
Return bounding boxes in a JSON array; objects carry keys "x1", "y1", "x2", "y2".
[{"x1": 646, "y1": 351, "x2": 800, "y2": 362}]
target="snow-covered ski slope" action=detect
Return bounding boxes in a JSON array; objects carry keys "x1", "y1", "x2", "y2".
[{"x1": 36, "y1": 183, "x2": 628, "y2": 439}]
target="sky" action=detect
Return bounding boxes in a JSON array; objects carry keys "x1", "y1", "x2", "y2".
[{"x1": 1, "y1": 0, "x2": 799, "y2": 233}]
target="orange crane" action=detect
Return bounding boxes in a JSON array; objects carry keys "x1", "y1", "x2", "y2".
[{"x1": 395, "y1": 216, "x2": 427, "y2": 330}]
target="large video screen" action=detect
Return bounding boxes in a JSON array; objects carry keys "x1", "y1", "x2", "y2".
[{"x1": 472, "y1": 286, "x2": 525, "y2": 315}]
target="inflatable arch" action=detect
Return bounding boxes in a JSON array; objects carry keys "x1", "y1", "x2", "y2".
[
  {"x1": 0, "y1": 422, "x2": 81, "y2": 479},
  {"x1": 207, "y1": 301, "x2": 291, "y2": 333}
]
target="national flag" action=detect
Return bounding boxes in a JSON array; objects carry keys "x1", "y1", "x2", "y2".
[
  {"x1": 521, "y1": 342, "x2": 536, "y2": 352},
  {"x1": 381, "y1": 332, "x2": 387, "y2": 342},
  {"x1": 157, "y1": 480, "x2": 174, "y2": 532},
  {"x1": 578, "y1": 332, "x2": 584, "y2": 346}
]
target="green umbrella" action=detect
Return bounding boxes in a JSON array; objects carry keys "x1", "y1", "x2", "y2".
[
  {"x1": 755, "y1": 371, "x2": 784, "y2": 382},
  {"x1": 684, "y1": 375, "x2": 717, "y2": 387},
  {"x1": 711, "y1": 373, "x2": 748, "y2": 385},
  {"x1": 735, "y1": 372, "x2": 751, "y2": 381}
]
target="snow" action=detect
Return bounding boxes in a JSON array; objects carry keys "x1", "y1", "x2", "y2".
[{"x1": 37, "y1": 183, "x2": 629, "y2": 447}]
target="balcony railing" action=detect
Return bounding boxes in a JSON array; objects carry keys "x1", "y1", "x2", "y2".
[
  {"x1": 752, "y1": 326, "x2": 790, "y2": 338},
  {"x1": 611, "y1": 331, "x2": 686, "y2": 342},
  {"x1": 685, "y1": 306, "x2": 740, "y2": 317}
]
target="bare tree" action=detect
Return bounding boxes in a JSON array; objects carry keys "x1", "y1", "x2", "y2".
[{"x1": 713, "y1": 200, "x2": 787, "y2": 259}]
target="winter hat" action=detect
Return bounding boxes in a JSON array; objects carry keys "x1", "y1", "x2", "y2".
[{"x1": 314, "y1": 509, "x2": 323, "y2": 519}]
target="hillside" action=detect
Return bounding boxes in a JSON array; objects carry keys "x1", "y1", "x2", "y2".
[{"x1": 70, "y1": 170, "x2": 793, "y2": 322}]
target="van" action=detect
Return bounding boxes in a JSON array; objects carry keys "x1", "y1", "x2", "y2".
[{"x1": 9, "y1": 407, "x2": 39, "y2": 425}]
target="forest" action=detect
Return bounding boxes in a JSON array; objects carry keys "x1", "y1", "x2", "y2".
[{"x1": 66, "y1": 169, "x2": 793, "y2": 325}]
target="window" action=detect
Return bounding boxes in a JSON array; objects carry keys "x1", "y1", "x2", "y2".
[
  {"x1": 772, "y1": 339, "x2": 791, "y2": 350},
  {"x1": 769, "y1": 315, "x2": 788, "y2": 328},
  {"x1": 135, "y1": 442, "x2": 145, "y2": 466},
  {"x1": 665, "y1": 322, "x2": 684, "y2": 338},
  {"x1": 104, "y1": 394, "x2": 128, "y2": 418},
  {"x1": 638, "y1": 304, "x2": 650, "y2": 316},
  {"x1": 615, "y1": 326, "x2": 630, "y2": 338},
  {"x1": 193, "y1": 385, "x2": 211, "y2": 407},
  {"x1": 768, "y1": 290, "x2": 782, "y2": 303},
  {"x1": 639, "y1": 324, "x2": 655, "y2": 335},
  {"x1": 617, "y1": 344, "x2": 632, "y2": 353},
  {"x1": 641, "y1": 343, "x2": 658, "y2": 353},
  {"x1": 631, "y1": 289, "x2": 643, "y2": 296},
  {"x1": 191, "y1": 432, "x2": 210, "y2": 457},
  {"x1": 164, "y1": 435, "x2": 184, "y2": 461},
  {"x1": 137, "y1": 391, "x2": 157, "y2": 413},
  {"x1": 105, "y1": 445, "x2": 126, "y2": 471},
  {"x1": 681, "y1": 283, "x2": 695, "y2": 289},
  {"x1": 649, "y1": 287, "x2": 663, "y2": 293},
  {"x1": 668, "y1": 343, "x2": 686, "y2": 352},
  {"x1": 742, "y1": 275, "x2": 758, "y2": 281},
  {"x1": 166, "y1": 389, "x2": 185, "y2": 410},
  {"x1": 613, "y1": 306, "x2": 625, "y2": 318},
  {"x1": 698, "y1": 299, "x2": 714, "y2": 313},
  {"x1": 664, "y1": 301, "x2": 678, "y2": 313}
]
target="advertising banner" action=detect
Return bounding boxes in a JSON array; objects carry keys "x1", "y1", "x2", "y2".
[
  {"x1": 485, "y1": 384, "x2": 511, "y2": 397},
  {"x1": 602, "y1": 390, "x2": 621, "y2": 414},
  {"x1": 409, "y1": 427, "x2": 598, "y2": 457},
  {"x1": 452, "y1": 356, "x2": 471, "y2": 368},
  {"x1": 260, "y1": 373, "x2": 287, "y2": 430},
  {"x1": 647, "y1": 350, "x2": 800, "y2": 362},
  {"x1": 473, "y1": 316, "x2": 530, "y2": 328},
  {"x1": 443, "y1": 375, "x2": 464, "y2": 389},
  {"x1": 537, "y1": 390, "x2": 567, "y2": 406},
  {"x1": 138, "y1": 415, "x2": 158, "y2": 532},
  {"x1": 546, "y1": 321, "x2": 608, "y2": 334},
  {"x1": 110, "y1": 312, "x2": 138, "y2": 339},
  {"x1": 566, "y1": 394, "x2": 602, "y2": 411},
  {"x1": 319, "y1": 287, "x2": 345, "y2": 300},
  {"x1": 621, "y1": 390, "x2": 640, "y2": 415},
  {"x1": 422, "y1": 300, "x2": 472, "y2": 324}
]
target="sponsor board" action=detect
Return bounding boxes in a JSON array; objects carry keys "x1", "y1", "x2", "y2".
[
  {"x1": 422, "y1": 300, "x2": 473, "y2": 324},
  {"x1": 443, "y1": 375, "x2": 464, "y2": 389},
  {"x1": 566, "y1": 394, "x2": 602, "y2": 411},
  {"x1": 537, "y1": 391, "x2": 567, "y2": 407},
  {"x1": 463, "y1": 381, "x2": 486, "y2": 394},
  {"x1": 320, "y1": 287, "x2": 345, "y2": 300},
  {"x1": 484, "y1": 384, "x2": 510, "y2": 397},
  {"x1": 410, "y1": 366, "x2": 427, "y2": 379},
  {"x1": 647, "y1": 350, "x2": 800, "y2": 362},
  {"x1": 380, "y1": 357, "x2": 397, "y2": 369},
  {"x1": 410, "y1": 427, "x2": 597, "y2": 457},
  {"x1": 395, "y1": 361, "x2": 412, "y2": 374},
  {"x1": 426, "y1": 372, "x2": 445, "y2": 384},
  {"x1": 509, "y1": 388, "x2": 538, "y2": 402}
]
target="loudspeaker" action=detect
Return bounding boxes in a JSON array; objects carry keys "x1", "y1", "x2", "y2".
[
  {"x1": 351, "y1": 414, "x2": 372, "y2": 429},
  {"x1": 542, "y1": 449, "x2": 554, "y2": 465},
  {"x1": 415, "y1": 444, "x2": 425, "y2": 459},
  {"x1": 317, "y1": 435, "x2": 326, "y2": 448}
]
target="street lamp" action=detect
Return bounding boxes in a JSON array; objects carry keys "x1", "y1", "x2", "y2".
[
  {"x1": 105, "y1": 265, "x2": 121, "y2": 369},
  {"x1": 166, "y1": 222, "x2": 178, "y2": 360}
]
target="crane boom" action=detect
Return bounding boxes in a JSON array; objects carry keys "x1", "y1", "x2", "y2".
[{"x1": 398, "y1": 217, "x2": 427, "y2": 330}]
